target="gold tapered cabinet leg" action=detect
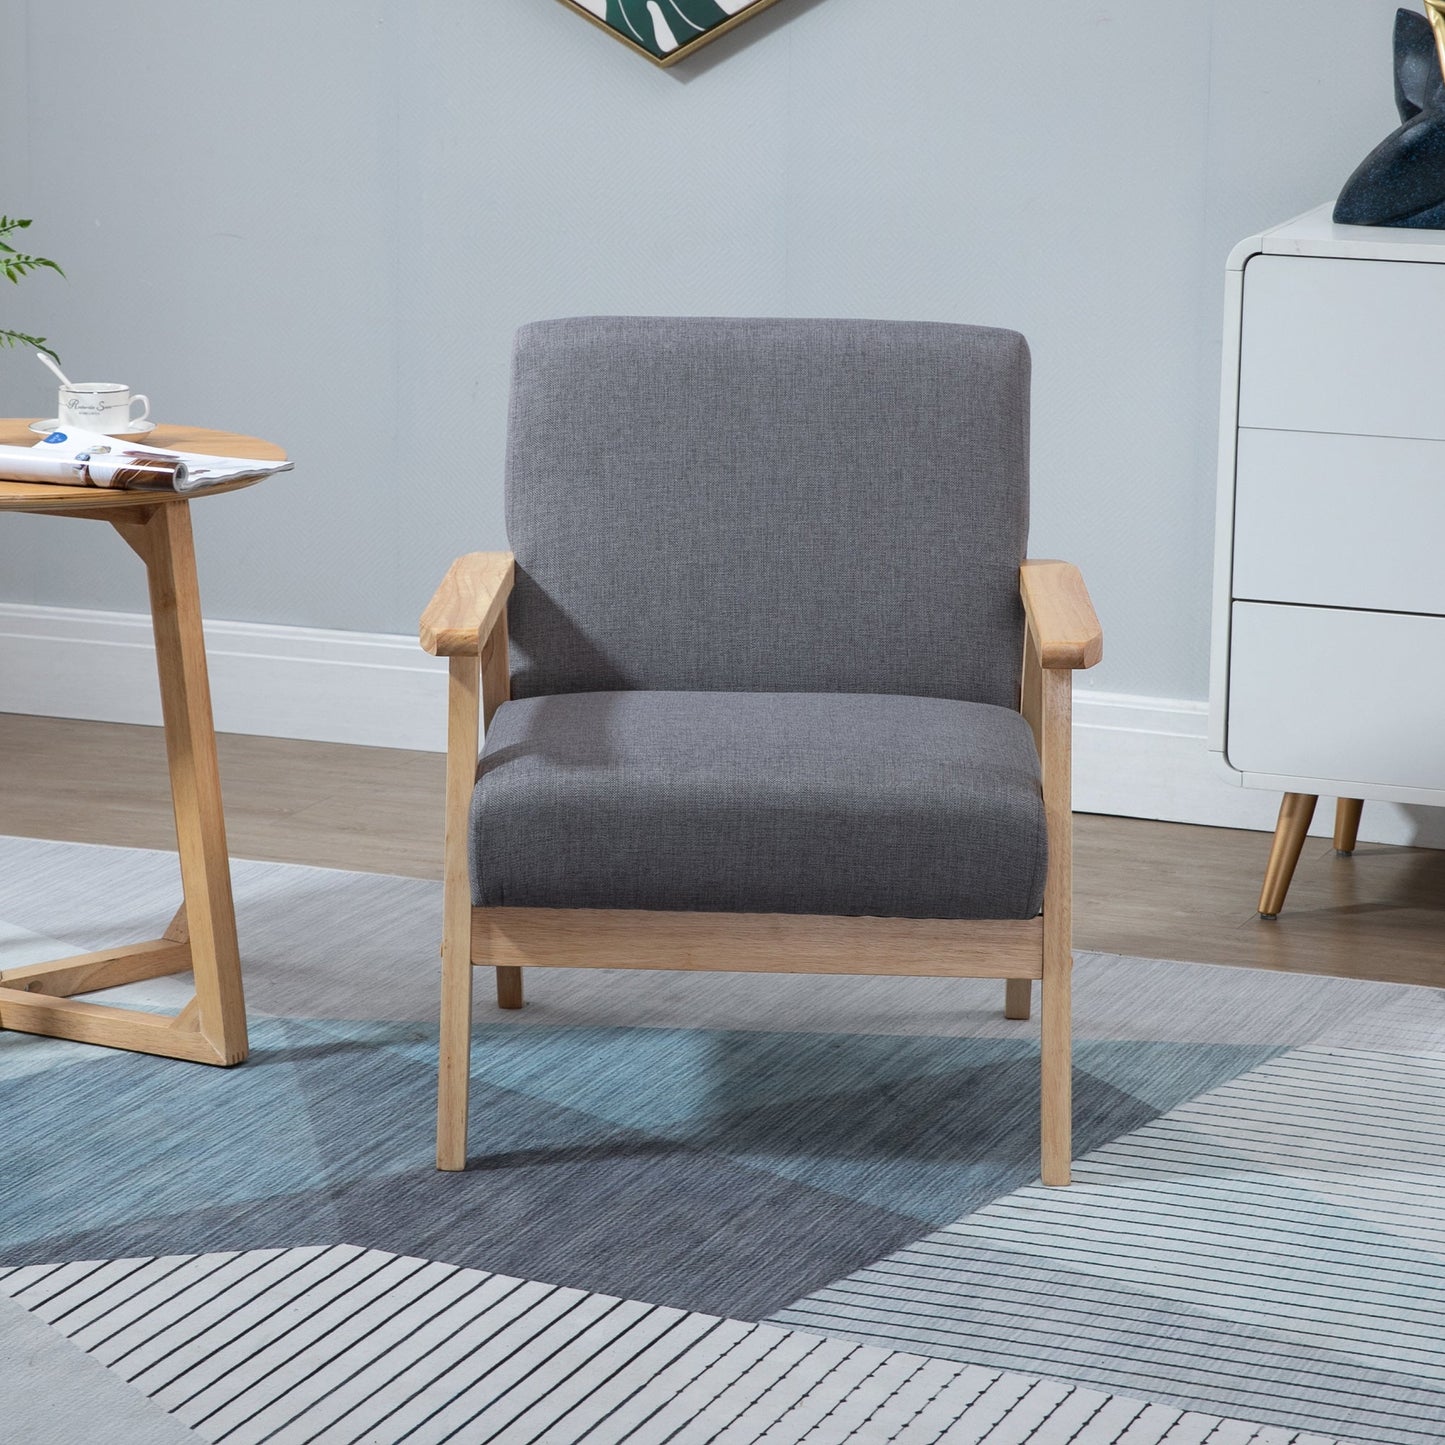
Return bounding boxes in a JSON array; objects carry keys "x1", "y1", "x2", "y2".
[
  {"x1": 1333, "y1": 798, "x2": 1364, "y2": 857},
  {"x1": 1258, "y1": 792, "x2": 1318, "y2": 920},
  {"x1": 496, "y1": 966, "x2": 524, "y2": 1010},
  {"x1": 1004, "y1": 979, "x2": 1032, "y2": 1020}
]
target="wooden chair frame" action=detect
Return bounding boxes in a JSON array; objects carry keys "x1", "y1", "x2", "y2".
[{"x1": 421, "y1": 554, "x2": 1101, "y2": 1184}]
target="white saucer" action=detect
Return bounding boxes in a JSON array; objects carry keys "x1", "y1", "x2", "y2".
[{"x1": 29, "y1": 417, "x2": 157, "y2": 438}]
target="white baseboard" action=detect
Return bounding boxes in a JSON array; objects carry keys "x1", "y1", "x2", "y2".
[
  {"x1": 0, "y1": 602, "x2": 447, "y2": 753},
  {"x1": 1073, "y1": 689, "x2": 1445, "y2": 849},
  {"x1": 1, "y1": 602, "x2": 1440, "y2": 848}
]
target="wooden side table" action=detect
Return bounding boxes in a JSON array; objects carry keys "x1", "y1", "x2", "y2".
[{"x1": 0, "y1": 422, "x2": 285, "y2": 1065}]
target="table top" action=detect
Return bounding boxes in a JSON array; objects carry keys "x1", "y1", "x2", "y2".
[{"x1": 0, "y1": 422, "x2": 287, "y2": 513}]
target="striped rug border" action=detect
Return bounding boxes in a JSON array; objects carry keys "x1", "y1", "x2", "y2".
[{"x1": 0, "y1": 1245, "x2": 1346, "y2": 1444}]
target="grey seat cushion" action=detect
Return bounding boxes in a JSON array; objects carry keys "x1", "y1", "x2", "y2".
[
  {"x1": 471, "y1": 691, "x2": 1047, "y2": 920},
  {"x1": 505, "y1": 317, "x2": 1030, "y2": 710}
]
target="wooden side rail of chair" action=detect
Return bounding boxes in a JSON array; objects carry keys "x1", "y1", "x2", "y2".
[
  {"x1": 471, "y1": 908, "x2": 1046, "y2": 978},
  {"x1": 1020, "y1": 560, "x2": 1103, "y2": 672},
  {"x1": 420, "y1": 551, "x2": 515, "y2": 657}
]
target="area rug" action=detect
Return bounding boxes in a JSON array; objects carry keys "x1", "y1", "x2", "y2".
[{"x1": 1, "y1": 833, "x2": 1442, "y2": 1443}]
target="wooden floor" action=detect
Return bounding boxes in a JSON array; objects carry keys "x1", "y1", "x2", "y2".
[{"x1": 2, "y1": 711, "x2": 1441, "y2": 990}]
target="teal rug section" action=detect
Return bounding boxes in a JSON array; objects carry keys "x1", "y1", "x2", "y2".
[{"x1": 0, "y1": 1007, "x2": 1276, "y2": 1314}]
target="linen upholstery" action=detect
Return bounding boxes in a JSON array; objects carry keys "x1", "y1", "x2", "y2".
[
  {"x1": 505, "y1": 316, "x2": 1030, "y2": 710},
  {"x1": 471, "y1": 691, "x2": 1047, "y2": 920}
]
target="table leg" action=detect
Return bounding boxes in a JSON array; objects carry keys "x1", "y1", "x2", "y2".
[
  {"x1": 143, "y1": 503, "x2": 248, "y2": 1063},
  {"x1": 0, "y1": 503, "x2": 247, "y2": 1065}
]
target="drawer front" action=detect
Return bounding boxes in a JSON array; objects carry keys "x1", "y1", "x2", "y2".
[
  {"x1": 1239, "y1": 253, "x2": 1445, "y2": 439},
  {"x1": 1228, "y1": 601, "x2": 1445, "y2": 790},
  {"x1": 1233, "y1": 428, "x2": 1445, "y2": 614}
]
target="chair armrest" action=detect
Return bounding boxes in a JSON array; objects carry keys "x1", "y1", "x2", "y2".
[
  {"x1": 1020, "y1": 560, "x2": 1103, "y2": 670},
  {"x1": 420, "y1": 552, "x2": 515, "y2": 657}
]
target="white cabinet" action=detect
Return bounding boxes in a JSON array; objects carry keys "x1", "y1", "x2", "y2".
[{"x1": 1209, "y1": 206, "x2": 1445, "y2": 913}]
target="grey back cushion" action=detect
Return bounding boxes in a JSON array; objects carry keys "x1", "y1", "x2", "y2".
[{"x1": 505, "y1": 316, "x2": 1030, "y2": 708}]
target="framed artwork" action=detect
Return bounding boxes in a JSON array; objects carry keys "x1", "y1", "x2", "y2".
[{"x1": 555, "y1": 0, "x2": 788, "y2": 67}]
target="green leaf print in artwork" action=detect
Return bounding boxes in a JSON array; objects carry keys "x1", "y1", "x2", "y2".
[{"x1": 606, "y1": 0, "x2": 731, "y2": 57}]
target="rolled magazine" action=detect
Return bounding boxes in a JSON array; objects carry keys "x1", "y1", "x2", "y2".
[{"x1": 0, "y1": 427, "x2": 292, "y2": 493}]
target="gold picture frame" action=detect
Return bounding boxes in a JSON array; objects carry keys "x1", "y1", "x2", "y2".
[{"x1": 553, "y1": 0, "x2": 789, "y2": 68}]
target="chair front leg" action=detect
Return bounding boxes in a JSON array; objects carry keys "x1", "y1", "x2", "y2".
[
  {"x1": 1022, "y1": 626, "x2": 1074, "y2": 1187},
  {"x1": 438, "y1": 652, "x2": 480, "y2": 1171},
  {"x1": 1003, "y1": 979, "x2": 1032, "y2": 1020},
  {"x1": 1038, "y1": 661, "x2": 1074, "y2": 1187}
]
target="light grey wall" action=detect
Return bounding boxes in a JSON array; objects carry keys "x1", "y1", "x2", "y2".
[{"x1": 0, "y1": 0, "x2": 1403, "y2": 700}]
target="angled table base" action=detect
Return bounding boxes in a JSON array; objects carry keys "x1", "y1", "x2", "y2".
[
  {"x1": 0, "y1": 904, "x2": 241, "y2": 1066},
  {"x1": 0, "y1": 424, "x2": 282, "y2": 1066}
]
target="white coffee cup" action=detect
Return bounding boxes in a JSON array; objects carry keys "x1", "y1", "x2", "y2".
[{"x1": 58, "y1": 383, "x2": 150, "y2": 434}]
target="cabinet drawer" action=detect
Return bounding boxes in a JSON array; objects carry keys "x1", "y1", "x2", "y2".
[
  {"x1": 1233, "y1": 428, "x2": 1445, "y2": 614},
  {"x1": 1228, "y1": 601, "x2": 1445, "y2": 790},
  {"x1": 1240, "y1": 254, "x2": 1445, "y2": 439}
]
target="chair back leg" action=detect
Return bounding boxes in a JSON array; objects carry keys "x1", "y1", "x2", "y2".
[
  {"x1": 496, "y1": 966, "x2": 524, "y2": 1009},
  {"x1": 1004, "y1": 979, "x2": 1032, "y2": 1020}
]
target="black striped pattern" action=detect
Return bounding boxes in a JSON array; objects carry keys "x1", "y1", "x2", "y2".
[
  {"x1": 772, "y1": 1046, "x2": 1444, "y2": 1444},
  {"x1": 0, "y1": 1245, "x2": 1338, "y2": 1444}
]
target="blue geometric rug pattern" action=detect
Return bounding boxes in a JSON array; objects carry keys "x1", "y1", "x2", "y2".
[
  {"x1": 1, "y1": 988, "x2": 1279, "y2": 1319},
  {"x1": 2, "y1": 834, "x2": 1441, "y2": 1442}
]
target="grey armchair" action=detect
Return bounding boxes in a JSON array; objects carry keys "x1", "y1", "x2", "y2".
[{"x1": 421, "y1": 317, "x2": 1101, "y2": 1185}]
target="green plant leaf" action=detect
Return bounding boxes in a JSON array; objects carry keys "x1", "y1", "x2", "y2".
[
  {"x1": 0, "y1": 328, "x2": 58, "y2": 363},
  {"x1": 2, "y1": 215, "x2": 64, "y2": 364},
  {"x1": 2, "y1": 252, "x2": 64, "y2": 283}
]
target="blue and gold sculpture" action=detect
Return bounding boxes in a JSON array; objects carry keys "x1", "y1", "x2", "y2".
[{"x1": 1336, "y1": 4, "x2": 1445, "y2": 227}]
